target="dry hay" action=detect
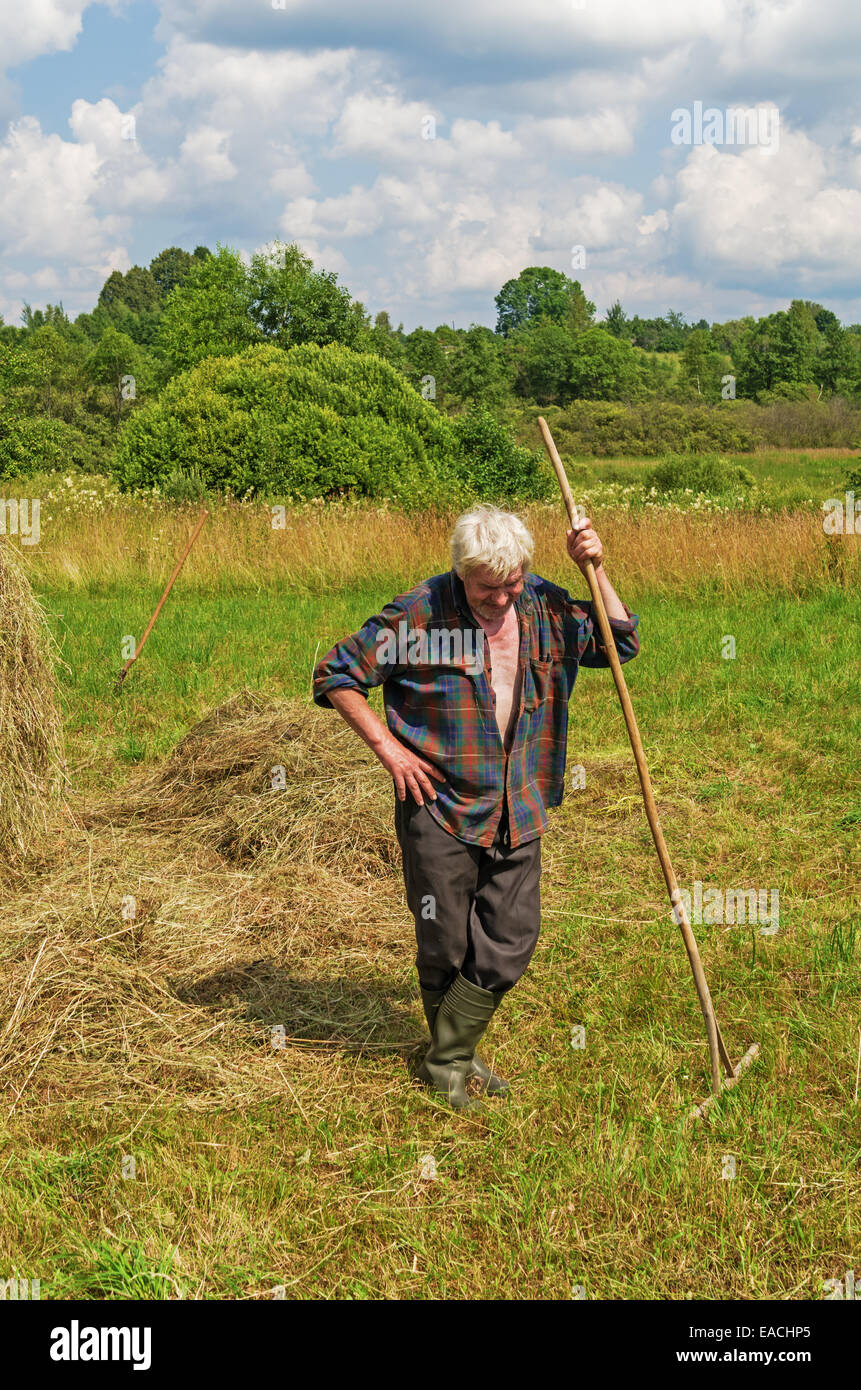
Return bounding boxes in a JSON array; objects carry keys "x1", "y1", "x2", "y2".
[
  {"x1": 76, "y1": 688, "x2": 399, "y2": 872},
  {"x1": 0, "y1": 690, "x2": 418, "y2": 1116},
  {"x1": 0, "y1": 538, "x2": 66, "y2": 857}
]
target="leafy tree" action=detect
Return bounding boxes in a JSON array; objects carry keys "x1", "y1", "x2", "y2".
[
  {"x1": 98, "y1": 266, "x2": 161, "y2": 314},
  {"x1": 710, "y1": 317, "x2": 755, "y2": 355},
  {"x1": 248, "y1": 241, "x2": 368, "y2": 350},
  {"x1": 637, "y1": 350, "x2": 681, "y2": 399},
  {"x1": 446, "y1": 324, "x2": 510, "y2": 405},
  {"x1": 495, "y1": 266, "x2": 594, "y2": 337},
  {"x1": 794, "y1": 300, "x2": 840, "y2": 335},
  {"x1": 568, "y1": 328, "x2": 643, "y2": 400},
  {"x1": 815, "y1": 322, "x2": 852, "y2": 394},
  {"x1": 84, "y1": 328, "x2": 150, "y2": 427},
  {"x1": 735, "y1": 309, "x2": 818, "y2": 396},
  {"x1": 434, "y1": 323, "x2": 460, "y2": 350},
  {"x1": 627, "y1": 311, "x2": 690, "y2": 352},
  {"x1": 835, "y1": 331, "x2": 861, "y2": 399},
  {"x1": 565, "y1": 279, "x2": 596, "y2": 334},
  {"x1": 401, "y1": 327, "x2": 451, "y2": 402},
  {"x1": 149, "y1": 246, "x2": 199, "y2": 297},
  {"x1": 366, "y1": 310, "x2": 408, "y2": 370},
  {"x1": 155, "y1": 245, "x2": 261, "y2": 378},
  {"x1": 20, "y1": 302, "x2": 71, "y2": 335},
  {"x1": 0, "y1": 334, "x2": 93, "y2": 474},
  {"x1": 680, "y1": 328, "x2": 726, "y2": 401},
  {"x1": 76, "y1": 298, "x2": 161, "y2": 348},
  {"x1": 603, "y1": 300, "x2": 630, "y2": 339},
  {"x1": 20, "y1": 325, "x2": 85, "y2": 419},
  {"x1": 512, "y1": 320, "x2": 577, "y2": 403},
  {"x1": 788, "y1": 299, "x2": 821, "y2": 352},
  {"x1": 0, "y1": 340, "x2": 38, "y2": 394},
  {"x1": 97, "y1": 270, "x2": 126, "y2": 311}
]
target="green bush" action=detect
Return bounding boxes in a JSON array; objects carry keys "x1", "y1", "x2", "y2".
[
  {"x1": 752, "y1": 397, "x2": 861, "y2": 448},
  {"x1": 514, "y1": 396, "x2": 861, "y2": 456},
  {"x1": 645, "y1": 453, "x2": 755, "y2": 494},
  {"x1": 112, "y1": 343, "x2": 546, "y2": 506},
  {"x1": 0, "y1": 407, "x2": 94, "y2": 480},
  {"x1": 535, "y1": 400, "x2": 757, "y2": 457},
  {"x1": 755, "y1": 381, "x2": 820, "y2": 404},
  {"x1": 449, "y1": 406, "x2": 553, "y2": 502},
  {"x1": 159, "y1": 467, "x2": 212, "y2": 503}
]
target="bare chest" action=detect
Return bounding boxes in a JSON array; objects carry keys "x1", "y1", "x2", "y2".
[
  {"x1": 485, "y1": 617, "x2": 521, "y2": 690},
  {"x1": 483, "y1": 611, "x2": 522, "y2": 748}
]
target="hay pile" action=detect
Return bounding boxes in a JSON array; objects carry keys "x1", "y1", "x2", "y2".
[
  {"x1": 77, "y1": 688, "x2": 400, "y2": 873},
  {"x1": 0, "y1": 539, "x2": 66, "y2": 857},
  {"x1": 0, "y1": 690, "x2": 417, "y2": 1114}
]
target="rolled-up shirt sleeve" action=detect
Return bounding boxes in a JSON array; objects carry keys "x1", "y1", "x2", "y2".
[
  {"x1": 566, "y1": 599, "x2": 640, "y2": 668},
  {"x1": 312, "y1": 604, "x2": 405, "y2": 708}
]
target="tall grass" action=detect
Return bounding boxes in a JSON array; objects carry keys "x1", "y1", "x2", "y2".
[{"x1": 9, "y1": 475, "x2": 861, "y2": 599}]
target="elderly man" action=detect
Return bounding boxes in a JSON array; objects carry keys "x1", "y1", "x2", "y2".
[{"x1": 312, "y1": 504, "x2": 640, "y2": 1110}]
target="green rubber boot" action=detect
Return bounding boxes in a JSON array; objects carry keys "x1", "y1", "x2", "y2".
[
  {"x1": 420, "y1": 987, "x2": 510, "y2": 1097},
  {"x1": 417, "y1": 973, "x2": 503, "y2": 1109}
]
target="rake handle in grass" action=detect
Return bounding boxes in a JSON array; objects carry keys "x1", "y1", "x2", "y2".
[
  {"x1": 537, "y1": 417, "x2": 734, "y2": 1094},
  {"x1": 115, "y1": 509, "x2": 209, "y2": 691}
]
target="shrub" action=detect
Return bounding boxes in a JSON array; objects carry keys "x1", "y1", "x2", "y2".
[
  {"x1": 0, "y1": 408, "x2": 94, "y2": 480},
  {"x1": 645, "y1": 453, "x2": 755, "y2": 494},
  {"x1": 113, "y1": 343, "x2": 447, "y2": 504},
  {"x1": 752, "y1": 397, "x2": 861, "y2": 449},
  {"x1": 112, "y1": 343, "x2": 545, "y2": 507},
  {"x1": 449, "y1": 407, "x2": 553, "y2": 502},
  {"x1": 527, "y1": 400, "x2": 757, "y2": 457}
]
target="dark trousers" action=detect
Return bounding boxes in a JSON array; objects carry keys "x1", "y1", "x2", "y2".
[{"x1": 394, "y1": 796, "x2": 542, "y2": 994}]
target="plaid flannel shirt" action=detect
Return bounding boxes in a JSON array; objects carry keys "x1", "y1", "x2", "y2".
[{"x1": 313, "y1": 568, "x2": 640, "y2": 848}]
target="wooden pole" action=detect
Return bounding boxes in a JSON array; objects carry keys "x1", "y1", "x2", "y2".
[
  {"x1": 537, "y1": 417, "x2": 735, "y2": 1093},
  {"x1": 115, "y1": 509, "x2": 209, "y2": 691}
]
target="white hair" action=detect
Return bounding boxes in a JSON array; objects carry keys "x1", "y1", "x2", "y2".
[{"x1": 450, "y1": 504, "x2": 534, "y2": 581}]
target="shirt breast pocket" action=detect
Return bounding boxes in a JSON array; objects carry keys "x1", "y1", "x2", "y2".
[{"x1": 523, "y1": 657, "x2": 553, "y2": 711}]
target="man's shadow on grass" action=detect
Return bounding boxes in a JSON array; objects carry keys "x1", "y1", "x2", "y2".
[{"x1": 175, "y1": 959, "x2": 426, "y2": 1061}]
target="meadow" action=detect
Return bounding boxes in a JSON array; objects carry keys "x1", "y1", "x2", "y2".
[{"x1": 0, "y1": 450, "x2": 858, "y2": 1299}]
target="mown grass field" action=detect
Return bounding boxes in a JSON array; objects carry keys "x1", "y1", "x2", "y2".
[{"x1": 0, "y1": 451, "x2": 858, "y2": 1300}]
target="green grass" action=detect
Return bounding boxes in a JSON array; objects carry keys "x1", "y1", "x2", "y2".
[
  {"x1": 44, "y1": 580, "x2": 859, "y2": 784},
  {"x1": 575, "y1": 450, "x2": 856, "y2": 510},
  {"x1": 1, "y1": 566, "x2": 857, "y2": 1299},
  {"x1": 45, "y1": 584, "x2": 387, "y2": 785}
]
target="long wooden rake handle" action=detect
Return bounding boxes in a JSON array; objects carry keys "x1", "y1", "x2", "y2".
[
  {"x1": 537, "y1": 417, "x2": 734, "y2": 1094},
  {"x1": 115, "y1": 509, "x2": 209, "y2": 691}
]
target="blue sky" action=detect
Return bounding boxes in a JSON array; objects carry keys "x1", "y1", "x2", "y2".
[{"x1": 2, "y1": 0, "x2": 860, "y2": 331}]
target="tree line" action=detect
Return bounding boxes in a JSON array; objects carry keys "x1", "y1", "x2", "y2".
[{"x1": 2, "y1": 242, "x2": 861, "y2": 479}]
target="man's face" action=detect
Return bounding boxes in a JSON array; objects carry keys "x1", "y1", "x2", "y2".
[{"x1": 462, "y1": 564, "x2": 524, "y2": 622}]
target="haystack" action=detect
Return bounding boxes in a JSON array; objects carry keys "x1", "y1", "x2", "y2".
[
  {"x1": 0, "y1": 537, "x2": 66, "y2": 857},
  {"x1": 0, "y1": 690, "x2": 414, "y2": 1114},
  {"x1": 77, "y1": 687, "x2": 399, "y2": 873}
]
